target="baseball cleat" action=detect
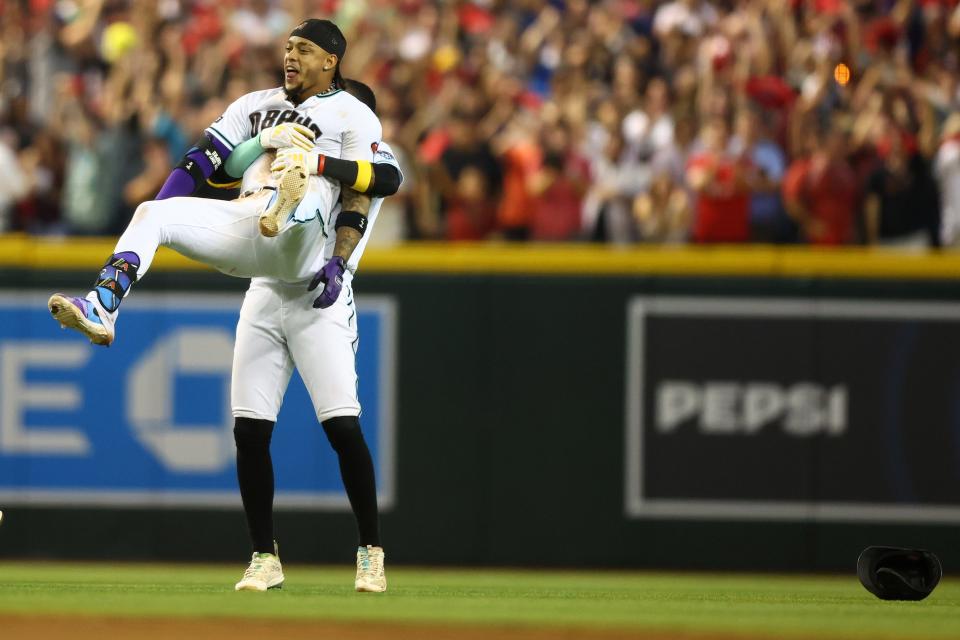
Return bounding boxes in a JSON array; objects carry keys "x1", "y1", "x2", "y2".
[
  {"x1": 235, "y1": 550, "x2": 284, "y2": 591},
  {"x1": 259, "y1": 161, "x2": 308, "y2": 237},
  {"x1": 355, "y1": 545, "x2": 386, "y2": 593},
  {"x1": 48, "y1": 293, "x2": 114, "y2": 346}
]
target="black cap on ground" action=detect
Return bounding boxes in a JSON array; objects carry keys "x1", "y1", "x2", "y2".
[{"x1": 857, "y1": 546, "x2": 942, "y2": 601}]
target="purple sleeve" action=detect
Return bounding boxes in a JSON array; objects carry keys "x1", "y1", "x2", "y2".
[
  {"x1": 155, "y1": 133, "x2": 233, "y2": 200},
  {"x1": 155, "y1": 168, "x2": 195, "y2": 200}
]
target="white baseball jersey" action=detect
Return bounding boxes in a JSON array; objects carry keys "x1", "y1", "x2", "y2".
[
  {"x1": 207, "y1": 86, "x2": 382, "y2": 186},
  {"x1": 233, "y1": 141, "x2": 405, "y2": 422},
  {"x1": 110, "y1": 86, "x2": 383, "y2": 285},
  {"x1": 210, "y1": 87, "x2": 382, "y2": 278}
]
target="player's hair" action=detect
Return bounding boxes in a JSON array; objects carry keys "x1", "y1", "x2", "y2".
[
  {"x1": 344, "y1": 79, "x2": 377, "y2": 113},
  {"x1": 334, "y1": 65, "x2": 346, "y2": 91}
]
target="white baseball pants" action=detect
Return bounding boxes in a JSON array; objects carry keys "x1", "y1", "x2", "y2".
[{"x1": 231, "y1": 276, "x2": 361, "y2": 422}]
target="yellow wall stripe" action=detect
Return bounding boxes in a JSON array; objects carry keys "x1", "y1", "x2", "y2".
[{"x1": 1, "y1": 234, "x2": 958, "y2": 280}]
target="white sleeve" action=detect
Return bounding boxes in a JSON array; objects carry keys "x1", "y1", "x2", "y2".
[
  {"x1": 341, "y1": 108, "x2": 383, "y2": 163},
  {"x1": 374, "y1": 141, "x2": 404, "y2": 187},
  {"x1": 205, "y1": 94, "x2": 254, "y2": 151}
]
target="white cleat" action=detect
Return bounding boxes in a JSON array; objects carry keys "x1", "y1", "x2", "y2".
[
  {"x1": 355, "y1": 545, "x2": 386, "y2": 593},
  {"x1": 235, "y1": 551, "x2": 284, "y2": 591},
  {"x1": 259, "y1": 161, "x2": 308, "y2": 237},
  {"x1": 47, "y1": 293, "x2": 114, "y2": 346}
]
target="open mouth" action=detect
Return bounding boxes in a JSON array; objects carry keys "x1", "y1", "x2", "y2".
[{"x1": 285, "y1": 67, "x2": 299, "y2": 82}]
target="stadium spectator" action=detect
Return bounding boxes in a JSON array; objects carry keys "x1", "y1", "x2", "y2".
[
  {"x1": 426, "y1": 107, "x2": 502, "y2": 240},
  {"x1": 443, "y1": 165, "x2": 497, "y2": 241},
  {"x1": 0, "y1": 129, "x2": 28, "y2": 232},
  {"x1": 686, "y1": 116, "x2": 752, "y2": 244},
  {"x1": 12, "y1": 129, "x2": 65, "y2": 234},
  {"x1": 633, "y1": 168, "x2": 691, "y2": 243},
  {"x1": 230, "y1": 0, "x2": 291, "y2": 48},
  {"x1": 583, "y1": 129, "x2": 648, "y2": 243},
  {"x1": 0, "y1": 0, "x2": 956, "y2": 249},
  {"x1": 528, "y1": 121, "x2": 591, "y2": 241},
  {"x1": 123, "y1": 137, "x2": 172, "y2": 208},
  {"x1": 651, "y1": 111, "x2": 697, "y2": 184},
  {"x1": 622, "y1": 77, "x2": 674, "y2": 166},
  {"x1": 864, "y1": 129, "x2": 941, "y2": 247},
  {"x1": 782, "y1": 123, "x2": 859, "y2": 246},
  {"x1": 59, "y1": 105, "x2": 110, "y2": 235},
  {"x1": 494, "y1": 112, "x2": 541, "y2": 241},
  {"x1": 729, "y1": 107, "x2": 790, "y2": 242},
  {"x1": 934, "y1": 114, "x2": 960, "y2": 248}
]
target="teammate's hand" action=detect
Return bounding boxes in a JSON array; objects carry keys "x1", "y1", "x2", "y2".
[
  {"x1": 309, "y1": 256, "x2": 346, "y2": 309},
  {"x1": 271, "y1": 148, "x2": 320, "y2": 175},
  {"x1": 259, "y1": 123, "x2": 315, "y2": 151}
]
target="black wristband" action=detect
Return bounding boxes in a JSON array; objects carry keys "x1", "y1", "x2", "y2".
[{"x1": 335, "y1": 210, "x2": 368, "y2": 236}]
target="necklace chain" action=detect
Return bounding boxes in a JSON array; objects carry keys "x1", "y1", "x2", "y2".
[{"x1": 285, "y1": 80, "x2": 338, "y2": 105}]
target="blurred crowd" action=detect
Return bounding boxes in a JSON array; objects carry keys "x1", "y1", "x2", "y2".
[{"x1": 2, "y1": 0, "x2": 960, "y2": 247}]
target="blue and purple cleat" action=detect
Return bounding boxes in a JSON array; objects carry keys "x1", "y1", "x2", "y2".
[{"x1": 48, "y1": 294, "x2": 114, "y2": 346}]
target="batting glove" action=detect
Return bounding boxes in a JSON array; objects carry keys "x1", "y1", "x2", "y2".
[
  {"x1": 309, "y1": 256, "x2": 346, "y2": 309},
  {"x1": 259, "y1": 123, "x2": 315, "y2": 151},
  {"x1": 270, "y1": 147, "x2": 319, "y2": 175}
]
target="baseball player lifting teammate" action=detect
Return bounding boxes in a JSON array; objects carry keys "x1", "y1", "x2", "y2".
[
  {"x1": 232, "y1": 79, "x2": 402, "y2": 593},
  {"x1": 47, "y1": 19, "x2": 399, "y2": 592}
]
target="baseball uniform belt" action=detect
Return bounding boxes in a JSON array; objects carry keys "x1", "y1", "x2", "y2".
[{"x1": 239, "y1": 185, "x2": 277, "y2": 199}]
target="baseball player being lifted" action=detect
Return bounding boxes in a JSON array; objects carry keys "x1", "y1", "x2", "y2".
[
  {"x1": 231, "y1": 79, "x2": 402, "y2": 594},
  {"x1": 46, "y1": 20, "x2": 393, "y2": 590},
  {"x1": 48, "y1": 18, "x2": 378, "y2": 345}
]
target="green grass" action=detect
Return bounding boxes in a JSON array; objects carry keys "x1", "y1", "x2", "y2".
[{"x1": 0, "y1": 563, "x2": 958, "y2": 638}]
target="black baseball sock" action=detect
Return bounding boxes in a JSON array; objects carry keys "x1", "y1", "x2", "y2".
[
  {"x1": 322, "y1": 416, "x2": 381, "y2": 547},
  {"x1": 233, "y1": 417, "x2": 276, "y2": 554}
]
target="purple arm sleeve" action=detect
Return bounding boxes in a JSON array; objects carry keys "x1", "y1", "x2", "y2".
[
  {"x1": 155, "y1": 168, "x2": 195, "y2": 200},
  {"x1": 155, "y1": 133, "x2": 233, "y2": 200}
]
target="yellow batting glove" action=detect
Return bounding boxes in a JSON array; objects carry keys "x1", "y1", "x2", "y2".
[
  {"x1": 271, "y1": 147, "x2": 320, "y2": 175},
  {"x1": 259, "y1": 123, "x2": 315, "y2": 151}
]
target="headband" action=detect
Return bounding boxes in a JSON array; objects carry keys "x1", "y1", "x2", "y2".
[{"x1": 290, "y1": 19, "x2": 346, "y2": 59}]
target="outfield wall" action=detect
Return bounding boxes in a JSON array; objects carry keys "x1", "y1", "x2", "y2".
[{"x1": 1, "y1": 239, "x2": 959, "y2": 571}]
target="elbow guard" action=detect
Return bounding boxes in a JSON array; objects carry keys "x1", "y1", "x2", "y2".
[
  {"x1": 175, "y1": 155, "x2": 206, "y2": 191},
  {"x1": 157, "y1": 133, "x2": 233, "y2": 200},
  {"x1": 177, "y1": 133, "x2": 231, "y2": 192},
  {"x1": 369, "y1": 164, "x2": 401, "y2": 197}
]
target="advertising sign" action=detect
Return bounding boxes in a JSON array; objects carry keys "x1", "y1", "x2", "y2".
[
  {"x1": 0, "y1": 292, "x2": 396, "y2": 509},
  {"x1": 626, "y1": 297, "x2": 960, "y2": 522}
]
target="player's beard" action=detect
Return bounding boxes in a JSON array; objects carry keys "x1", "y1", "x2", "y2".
[{"x1": 284, "y1": 84, "x2": 304, "y2": 105}]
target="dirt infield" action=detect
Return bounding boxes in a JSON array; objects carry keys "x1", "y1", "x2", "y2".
[{"x1": 0, "y1": 615, "x2": 760, "y2": 640}]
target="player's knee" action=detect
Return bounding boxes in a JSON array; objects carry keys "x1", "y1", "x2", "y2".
[
  {"x1": 132, "y1": 200, "x2": 151, "y2": 221},
  {"x1": 233, "y1": 417, "x2": 275, "y2": 451},
  {"x1": 321, "y1": 415, "x2": 363, "y2": 452},
  {"x1": 130, "y1": 200, "x2": 160, "y2": 226},
  {"x1": 132, "y1": 198, "x2": 177, "y2": 224}
]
